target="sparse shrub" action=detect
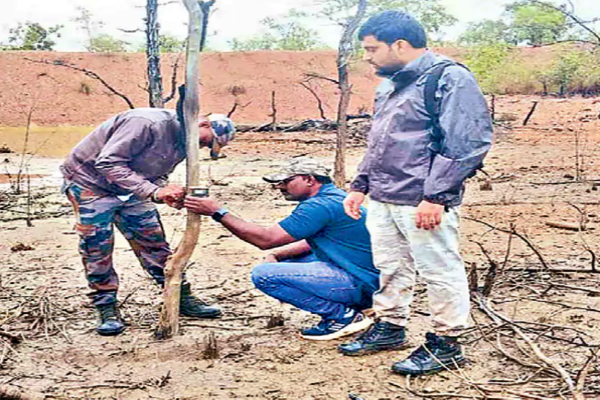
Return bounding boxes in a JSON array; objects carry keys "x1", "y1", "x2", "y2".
[
  {"x1": 465, "y1": 43, "x2": 600, "y2": 96},
  {"x1": 496, "y1": 113, "x2": 518, "y2": 123},
  {"x1": 0, "y1": 144, "x2": 12, "y2": 154},
  {"x1": 79, "y1": 82, "x2": 92, "y2": 95},
  {"x1": 464, "y1": 43, "x2": 511, "y2": 94},
  {"x1": 549, "y1": 50, "x2": 587, "y2": 96},
  {"x1": 227, "y1": 84, "x2": 246, "y2": 96}
]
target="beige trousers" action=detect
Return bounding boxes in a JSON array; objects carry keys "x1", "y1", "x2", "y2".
[{"x1": 366, "y1": 200, "x2": 470, "y2": 336}]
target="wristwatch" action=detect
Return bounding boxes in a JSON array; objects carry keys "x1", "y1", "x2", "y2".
[{"x1": 211, "y1": 207, "x2": 229, "y2": 222}]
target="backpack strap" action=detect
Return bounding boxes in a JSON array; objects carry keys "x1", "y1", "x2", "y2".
[{"x1": 424, "y1": 60, "x2": 466, "y2": 149}]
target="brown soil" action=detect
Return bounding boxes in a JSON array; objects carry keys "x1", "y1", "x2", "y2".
[
  {"x1": 0, "y1": 47, "x2": 562, "y2": 128},
  {"x1": 1, "y1": 96, "x2": 600, "y2": 399}
]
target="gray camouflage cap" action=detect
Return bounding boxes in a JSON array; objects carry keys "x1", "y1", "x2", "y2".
[{"x1": 263, "y1": 158, "x2": 332, "y2": 183}]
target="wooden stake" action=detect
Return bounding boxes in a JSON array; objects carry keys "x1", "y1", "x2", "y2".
[
  {"x1": 523, "y1": 101, "x2": 539, "y2": 126},
  {"x1": 155, "y1": 0, "x2": 209, "y2": 340}
]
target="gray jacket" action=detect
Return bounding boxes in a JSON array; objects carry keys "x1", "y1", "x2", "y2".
[
  {"x1": 351, "y1": 51, "x2": 493, "y2": 207},
  {"x1": 61, "y1": 108, "x2": 186, "y2": 199}
]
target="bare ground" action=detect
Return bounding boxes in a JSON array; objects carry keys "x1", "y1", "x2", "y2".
[{"x1": 1, "y1": 96, "x2": 600, "y2": 399}]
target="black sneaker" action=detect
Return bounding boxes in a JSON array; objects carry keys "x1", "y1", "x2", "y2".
[
  {"x1": 95, "y1": 303, "x2": 125, "y2": 336},
  {"x1": 391, "y1": 332, "x2": 466, "y2": 375},
  {"x1": 300, "y1": 310, "x2": 373, "y2": 341},
  {"x1": 338, "y1": 320, "x2": 409, "y2": 356},
  {"x1": 179, "y1": 282, "x2": 222, "y2": 319}
]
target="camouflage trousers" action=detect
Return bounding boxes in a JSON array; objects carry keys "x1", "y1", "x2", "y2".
[
  {"x1": 65, "y1": 183, "x2": 171, "y2": 306},
  {"x1": 366, "y1": 200, "x2": 470, "y2": 336}
]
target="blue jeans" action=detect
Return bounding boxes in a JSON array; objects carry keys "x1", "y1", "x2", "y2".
[{"x1": 251, "y1": 254, "x2": 367, "y2": 320}]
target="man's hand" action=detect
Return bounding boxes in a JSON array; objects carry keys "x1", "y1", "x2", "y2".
[
  {"x1": 343, "y1": 191, "x2": 365, "y2": 220},
  {"x1": 183, "y1": 196, "x2": 221, "y2": 216},
  {"x1": 263, "y1": 253, "x2": 279, "y2": 263},
  {"x1": 155, "y1": 184, "x2": 186, "y2": 209},
  {"x1": 416, "y1": 200, "x2": 444, "y2": 230}
]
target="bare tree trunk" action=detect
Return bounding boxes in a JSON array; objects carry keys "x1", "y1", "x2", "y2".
[
  {"x1": 146, "y1": 0, "x2": 164, "y2": 108},
  {"x1": 156, "y1": 0, "x2": 211, "y2": 340},
  {"x1": 333, "y1": 0, "x2": 368, "y2": 187},
  {"x1": 270, "y1": 91, "x2": 277, "y2": 131}
]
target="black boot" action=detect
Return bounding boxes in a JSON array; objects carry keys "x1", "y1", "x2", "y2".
[
  {"x1": 95, "y1": 303, "x2": 125, "y2": 336},
  {"x1": 179, "y1": 282, "x2": 222, "y2": 318},
  {"x1": 338, "y1": 321, "x2": 409, "y2": 356},
  {"x1": 391, "y1": 332, "x2": 466, "y2": 375}
]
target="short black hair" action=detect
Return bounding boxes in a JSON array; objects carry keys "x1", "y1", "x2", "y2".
[
  {"x1": 313, "y1": 175, "x2": 332, "y2": 184},
  {"x1": 358, "y1": 10, "x2": 427, "y2": 48}
]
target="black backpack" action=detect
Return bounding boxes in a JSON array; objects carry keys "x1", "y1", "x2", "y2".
[
  {"x1": 424, "y1": 60, "x2": 485, "y2": 175},
  {"x1": 423, "y1": 60, "x2": 468, "y2": 150}
]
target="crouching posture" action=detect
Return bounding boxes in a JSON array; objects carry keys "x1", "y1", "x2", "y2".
[
  {"x1": 341, "y1": 11, "x2": 493, "y2": 375},
  {"x1": 61, "y1": 108, "x2": 235, "y2": 335},
  {"x1": 184, "y1": 158, "x2": 380, "y2": 340}
]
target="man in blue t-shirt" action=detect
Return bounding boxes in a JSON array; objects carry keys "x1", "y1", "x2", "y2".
[{"x1": 183, "y1": 158, "x2": 379, "y2": 340}]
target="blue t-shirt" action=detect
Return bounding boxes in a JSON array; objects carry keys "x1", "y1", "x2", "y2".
[{"x1": 278, "y1": 184, "x2": 379, "y2": 297}]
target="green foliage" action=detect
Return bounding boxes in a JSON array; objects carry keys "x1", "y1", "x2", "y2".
[
  {"x1": 230, "y1": 35, "x2": 278, "y2": 51},
  {"x1": 3, "y1": 22, "x2": 63, "y2": 51},
  {"x1": 545, "y1": 49, "x2": 591, "y2": 95},
  {"x1": 464, "y1": 43, "x2": 511, "y2": 93},
  {"x1": 317, "y1": 0, "x2": 457, "y2": 39},
  {"x1": 505, "y1": 1, "x2": 568, "y2": 46},
  {"x1": 230, "y1": 9, "x2": 325, "y2": 51},
  {"x1": 459, "y1": 20, "x2": 514, "y2": 46},
  {"x1": 463, "y1": 41, "x2": 600, "y2": 96},
  {"x1": 88, "y1": 34, "x2": 129, "y2": 53},
  {"x1": 369, "y1": 0, "x2": 457, "y2": 37},
  {"x1": 157, "y1": 35, "x2": 184, "y2": 53},
  {"x1": 137, "y1": 34, "x2": 185, "y2": 53}
]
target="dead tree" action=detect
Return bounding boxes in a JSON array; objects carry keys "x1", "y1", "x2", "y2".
[
  {"x1": 333, "y1": 0, "x2": 368, "y2": 187},
  {"x1": 156, "y1": 0, "x2": 214, "y2": 340},
  {"x1": 146, "y1": 0, "x2": 164, "y2": 108},
  {"x1": 145, "y1": 0, "x2": 184, "y2": 108}
]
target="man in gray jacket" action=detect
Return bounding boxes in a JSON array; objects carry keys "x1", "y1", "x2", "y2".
[
  {"x1": 61, "y1": 108, "x2": 235, "y2": 336},
  {"x1": 339, "y1": 11, "x2": 492, "y2": 375}
]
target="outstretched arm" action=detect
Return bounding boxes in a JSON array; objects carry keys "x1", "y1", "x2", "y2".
[{"x1": 183, "y1": 196, "x2": 296, "y2": 250}]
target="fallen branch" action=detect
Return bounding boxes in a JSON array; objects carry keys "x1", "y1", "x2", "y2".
[
  {"x1": 544, "y1": 221, "x2": 586, "y2": 231},
  {"x1": 465, "y1": 217, "x2": 549, "y2": 270},
  {"x1": 475, "y1": 293, "x2": 582, "y2": 399},
  {"x1": 574, "y1": 349, "x2": 598, "y2": 393}
]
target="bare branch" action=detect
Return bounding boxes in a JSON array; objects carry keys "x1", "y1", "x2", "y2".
[
  {"x1": 304, "y1": 72, "x2": 339, "y2": 86},
  {"x1": 118, "y1": 28, "x2": 144, "y2": 34},
  {"x1": 163, "y1": 52, "x2": 183, "y2": 104},
  {"x1": 24, "y1": 58, "x2": 135, "y2": 109},
  {"x1": 298, "y1": 82, "x2": 326, "y2": 119},
  {"x1": 464, "y1": 217, "x2": 550, "y2": 270},
  {"x1": 226, "y1": 100, "x2": 251, "y2": 118},
  {"x1": 530, "y1": 0, "x2": 600, "y2": 44}
]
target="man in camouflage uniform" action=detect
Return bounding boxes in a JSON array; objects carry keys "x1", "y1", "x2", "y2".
[
  {"x1": 61, "y1": 108, "x2": 235, "y2": 336},
  {"x1": 339, "y1": 11, "x2": 493, "y2": 375}
]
